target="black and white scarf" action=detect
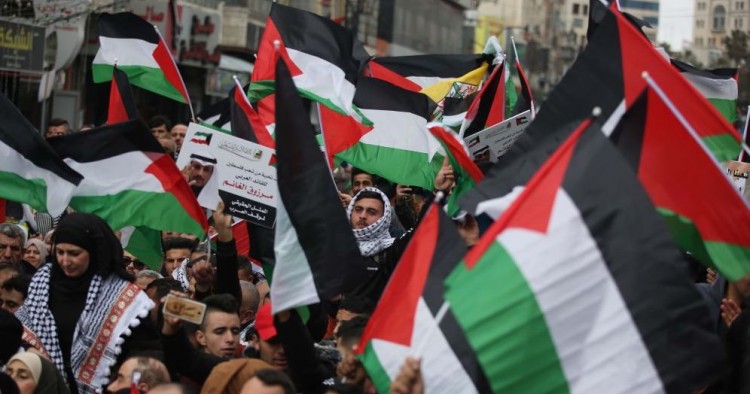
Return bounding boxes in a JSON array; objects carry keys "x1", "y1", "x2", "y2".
[
  {"x1": 347, "y1": 187, "x2": 395, "y2": 257},
  {"x1": 16, "y1": 263, "x2": 154, "y2": 393}
]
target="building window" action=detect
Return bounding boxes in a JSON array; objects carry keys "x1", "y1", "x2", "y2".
[
  {"x1": 696, "y1": 19, "x2": 704, "y2": 28},
  {"x1": 713, "y1": 5, "x2": 726, "y2": 31},
  {"x1": 573, "y1": 3, "x2": 580, "y2": 15},
  {"x1": 737, "y1": 1, "x2": 745, "y2": 10}
]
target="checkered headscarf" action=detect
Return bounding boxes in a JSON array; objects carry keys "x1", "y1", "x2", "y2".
[{"x1": 347, "y1": 187, "x2": 394, "y2": 257}]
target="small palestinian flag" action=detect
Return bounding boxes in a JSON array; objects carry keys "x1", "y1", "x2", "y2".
[
  {"x1": 447, "y1": 118, "x2": 723, "y2": 393},
  {"x1": 459, "y1": 61, "x2": 506, "y2": 138},
  {"x1": 249, "y1": 3, "x2": 368, "y2": 118},
  {"x1": 47, "y1": 119, "x2": 207, "y2": 238},
  {"x1": 230, "y1": 78, "x2": 275, "y2": 149},
  {"x1": 270, "y1": 55, "x2": 366, "y2": 314},
  {"x1": 671, "y1": 59, "x2": 738, "y2": 123},
  {"x1": 332, "y1": 77, "x2": 444, "y2": 189},
  {"x1": 93, "y1": 12, "x2": 192, "y2": 106},
  {"x1": 427, "y1": 124, "x2": 484, "y2": 216},
  {"x1": 107, "y1": 65, "x2": 139, "y2": 124},
  {"x1": 0, "y1": 92, "x2": 82, "y2": 216},
  {"x1": 611, "y1": 84, "x2": 750, "y2": 281},
  {"x1": 512, "y1": 39, "x2": 536, "y2": 117},
  {"x1": 190, "y1": 132, "x2": 212, "y2": 145},
  {"x1": 358, "y1": 203, "x2": 491, "y2": 393}
]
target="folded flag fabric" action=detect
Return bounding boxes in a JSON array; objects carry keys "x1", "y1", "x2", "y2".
[{"x1": 107, "y1": 65, "x2": 139, "y2": 124}]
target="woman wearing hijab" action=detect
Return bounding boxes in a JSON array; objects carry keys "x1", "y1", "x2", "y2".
[
  {"x1": 23, "y1": 239, "x2": 47, "y2": 270},
  {"x1": 6, "y1": 352, "x2": 70, "y2": 394},
  {"x1": 15, "y1": 213, "x2": 155, "y2": 394}
]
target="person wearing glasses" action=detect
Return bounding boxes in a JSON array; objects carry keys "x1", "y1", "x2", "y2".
[{"x1": 122, "y1": 252, "x2": 146, "y2": 276}]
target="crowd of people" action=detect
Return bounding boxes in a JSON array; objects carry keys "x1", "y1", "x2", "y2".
[{"x1": 0, "y1": 112, "x2": 747, "y2": 394}]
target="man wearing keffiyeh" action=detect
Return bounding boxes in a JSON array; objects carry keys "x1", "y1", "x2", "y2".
[{"x1": 345, "y1": 187, "x2": 426, "y2": 303}]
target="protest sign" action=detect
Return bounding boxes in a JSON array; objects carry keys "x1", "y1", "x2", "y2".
[
  {"x1": 725, "y1": 160, "x2": 750, "y2": 201},
  {"x1": 463, "y1": 110, "x2": 531, "y2": 163},
  {"x1": 177, "y1": 123, "x2": 278, "y2": 228}
]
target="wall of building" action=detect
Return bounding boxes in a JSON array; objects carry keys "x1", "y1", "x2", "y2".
[{"x1": 693, "y1": 0, "x2": 748, "y2": 66}]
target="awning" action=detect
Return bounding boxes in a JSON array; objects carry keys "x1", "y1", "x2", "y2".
[{"x1": 219, "y1": 54, "x2": 254, "y2": 73}]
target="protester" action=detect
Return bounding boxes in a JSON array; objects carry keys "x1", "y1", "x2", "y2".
[
  {"x1": 0, "y1": 223, "x2": 25, "y2": 266},
  {"x1": 15, "y1": 213, "x2": 158, "y2": 393},
  {"x1": 0, "y1": 262, "x2": 20, "y2": 285},
  {"x1": 194, "y1": 294, "x2": 242, "y2": 358},
  {"x1": 123, "y1": 252, "x2": 147, "y2": 276},
  {"x1": 6, "y1": 352, "x2": 70, "y2": 394},
  {"x1": 106, "y1": 356, "x2": 170, "y2": 393},
  {"x1": 135, "y1": 270, "x2": 163, "y2": 290},
  {"x1": 23, "y1": 239, "x2": 47, "y2": 270},
  {"x1": 45, "y1": 119, "x2": 70, "y2": 139},
  {"x1": 0, "y1": 274, "x2": 30, "y2": 313},
  {"x1": 239, "y1": 369, "x2": 295, "y2": 394},
  {"x1": 200, "y1": 359, "x2": 271, "y2": 394},
  {"x1": 148, "y1": 116, "x2": 172, "y2": 140},
  {"x1": 163, "y1": 237, "x2": 196, "y2": 278},
  {"x1": 238, "y1": 281, "x2": 260, "y2": 343},
  {"x1": 171, "y1": 123, "x2": 188, "y2": 155}
]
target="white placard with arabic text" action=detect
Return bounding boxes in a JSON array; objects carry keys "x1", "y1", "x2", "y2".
[{"x1": 463, "y1": 110, "x2": 532, "y2": 164}]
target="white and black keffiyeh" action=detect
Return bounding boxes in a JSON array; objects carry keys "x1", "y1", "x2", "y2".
[
  {"x1": 16, "y1": 263, "x2": 154, "y2": 393},
  {"x1": 347, "y1": 187, "x2": 395, "y2": 257},
  {"x1": 171, "y1": 258, "x2": 190, "y2": 291}
]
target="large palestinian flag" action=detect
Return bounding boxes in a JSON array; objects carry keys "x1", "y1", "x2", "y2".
[
  {"x1": 447, "y1": 119, "x2": 723, "y2": 393},
  {"x1": 330, "y1": 77, "x2": 444, "y2": 189},
  {"x1": 506, "y1": 6, "x2": 739, "y2": 165},
  {"x1": 610, "y1": 85, "x2": 750, "y2": 280},
  {"x1": 671, "y1": 59, "x2": 738, "y2": 123},
  {"x1": 270, "y1": 56, "x2": 366, "y2": 314},
  {"x1": 93, "y1": 12, "x2": 191, "y2": 105},
  {"x1": 47, "y1": 119, "x2": 207, "y2": 237},
  {"x1": 358, "y1": 203, "x2": 490, "y2": 394},
  {"x1": 248, "y1": 3, "x2": 368, "y2": 118},
  {"x1": 0, "y1": 93, "x2": 82, "y2": 217}
]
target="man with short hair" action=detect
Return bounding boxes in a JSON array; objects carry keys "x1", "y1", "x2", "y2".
[
  {"x1": 334, "y1": 296, "x2": 373, "y2": 334},
  {"x1": 196, "y1": 294, "x2": 242, "y2": 358},
  {"x1": 106, "y1": 356, "x2": 170, "y2": 393},
  {"x1": 162, "y1": 237, "x2": 196, "y2": 277},
  {"x1": 45, "y1": 118, "x2": 70, "y2": 138},
  {"x1": 0, "y1": 224, "x2": 24, "y2": 266},
  {"x1": 249, "y1": 304, "x2": 287, "y2": 370},
  {"x1": 134, "y1": 270, "x2": 162, "y2": 290},
  {"x1": 240, "y1": 369, "x2": 296, "y2": 394},
  {"x1": 149, "y1": 116, "x2": 172, "y2": 139},
  {"x1": 350, "y1": 168, "x2": 375, "y2": 197},
  {"x1": 171, "y1": 123, "x2": 188, "y2": 154},
  {"x1": 0, "y1": 274, "x2": 30, "y2": 313},
  {"x1": 0, "y1": 263, "x2": 19, "y2": 286}
]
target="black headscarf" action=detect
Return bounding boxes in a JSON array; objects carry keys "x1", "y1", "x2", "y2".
[{"x1": 52, "y1": 213, "x2": 130, "y2": 280}]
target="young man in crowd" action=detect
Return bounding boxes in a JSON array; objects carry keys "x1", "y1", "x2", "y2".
[
  {"x1": 0, "y1": 274, "x2": 29, "y2": 313},
  {"x1": 162, "y1": 237, "x2": 196, "y2": 277},
  {"x1": 45, "y1": 118, "x2": 70, "y2": 138}
]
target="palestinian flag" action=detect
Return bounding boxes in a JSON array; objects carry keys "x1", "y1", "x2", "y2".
[
  {"x1": 512, "y1": 41, "x2": 536, "y2": 117},
  {"x1": 248, "y1": 3, "x2": 368, "y2": 118},
  {"x1": 230, "y1": 78, "x2": 275, "y2": 149},
  {"x1": 120, "y1": 226, "x2": 163, "y2": 270},
  {"x1": 459, "y1": 61, "x2": 506, "y2": 138},
  {"x1": 332, "y1": 77, "x2": 444, "y2": 189},
  {"x1": 611, "y1": 85, "x2": 750, "y2": 280},
  {"x1": 197, "y1": 93, "x2": 232, "y2": 131},
  {"x1": 671, "y1": 59, "x2": 739, "y2": 123},
  {"x1": 427, "y1": 124, "x2": 484, "y2": 216},
  {"x1": 358, "y1": 203, "x2": 491, "y2": 394},
  {"x1": 93, "y1": 12, "x2": 192, "y2": 105},
  {"x1": 0, "y1": 93, "x2": 82, "y2": 217},
  {"x1": 107, "y1": 65, "x2": 139, "y2": 124},
  {"x1": 447, "y1": 118, "x2": 723, "y2": 393},
  {"x1": 505, "y1": 6, "x2": 739, "y2": 167},
  {"x1": 270, "y1": 56, "x2": 366, "y2": 314},
  {"x1": 47, "y1": 119, "x2": 207, "y2": 237},
  {"x1": 318, "y1": 104, "x2": 373, "y2": 169}
]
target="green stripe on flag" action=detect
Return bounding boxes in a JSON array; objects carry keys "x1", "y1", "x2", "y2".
[
  {"x1": 124, "y1": 227, "x2": 164, "y2": 270},
  {"x1": 92, "y1": 64, "x2": 187, "y2": 104},
  {"x1": 701, "y1": 133, "x2": 742, "y2": 162},
  {"x1": 657, "y1": 207, "x2": 750, "y2": 280},
  {"x1": 0, "y1": 172, "x2": 49, "y2": 213},
  {"x1": 445, "y1": 242, "x2": 570, "y2": 393},
  {"x1": 708, "y1": 98, "x2": 738, "y2": 123},
  {"x1": 359, "y1": 342, "x2": 393, "y2": 394},
  {"x1": 505, "y1": 73, "x2": 518, "y2": 117},
  {"x1": 336, "y1": 143, "x2": 443, "y2": 190}
]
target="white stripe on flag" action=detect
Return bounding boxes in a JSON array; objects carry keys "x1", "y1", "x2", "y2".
[
  {"x1": 94, "y1": 36, "x2": 160, "y2": 68},
  {"x1": 62, "y1": 152, "x2": 164, "y2": 196},
  {"x1": 407, "y1": 76, "x2": 452, "y2": 89},
  {"x1": 0, "y1": 140, "x2": 78, "y2": 216},
  {"x1": 271, "y1": 197, "x2": 320, "y2": 314},
  {"x1": 498, "y1": 190, "x2": 664, "y2": 394},
  {"x1": 359, "y1": 109, "x2": 443, "y2": 161},
  {"x1": 287, "y1": 48, "x2": 357, "y2": 114},
  {"x1": 681, "y1": 72, "x2": 738, "y2": 100}
]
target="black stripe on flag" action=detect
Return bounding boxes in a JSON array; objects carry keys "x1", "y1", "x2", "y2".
[
  {"x1": 98, "y1": 12, "x2": 160, "y2": 44},
  {"x1": 108, "y1": 66, "x2": 139, "y2": 123},
  {"x1": 609, "y1": 89, "x2": 648, "y2": 170},
  {"x1": 372, "y1": 54, "x2": 488, "y2": 78},
  {"x1": 275, "y1": 57, "x2": 367, "y2": 299},
  {"x1": 562, "y1": 122, "x2": 724, "y2": 393},
  {"x1": 0, "y1": 93, "x2": 82, "y2": 184},
  {"x1": 421, "y1": 207, "x2": 492, "y2": 393},
  {"x1": 48, "y1": 119, "x2": 164, "y2": 163},
  {"x1": 354, "y1": 77, "x2": 432, "y2": 119},
  {"x1": 270, "y1": 3, "x2": 366, "y2": 84},
  {"x1": 671, "y1": 58, "x2": 738, "y2": 80}
]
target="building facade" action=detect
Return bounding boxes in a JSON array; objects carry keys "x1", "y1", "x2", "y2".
[
  {"x1": 693, "y1": 0, "x2": 750, "y2": 66},
  {"x1": 619, "y1": 0, "x2": 660, "y2": 42}
]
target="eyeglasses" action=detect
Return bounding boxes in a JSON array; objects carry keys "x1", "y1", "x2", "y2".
[{"x1": 122, "y1": 257, "x2": 145, "y2": 270}]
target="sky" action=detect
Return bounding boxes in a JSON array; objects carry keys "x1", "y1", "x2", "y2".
[{"x1": 657, "y1": 0, "x2": 694, "y2": 50}]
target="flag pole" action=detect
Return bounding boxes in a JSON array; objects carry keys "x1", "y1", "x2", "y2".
[
  {"x1": 739, "y1": 105, "x2": 750, "y2": 162},
  {"x1": 643, "y1": 72, "x2": 750, "y2": 209},
  {"x1": 153, "y1": 25, "x2": 195, "y2": 121}
]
